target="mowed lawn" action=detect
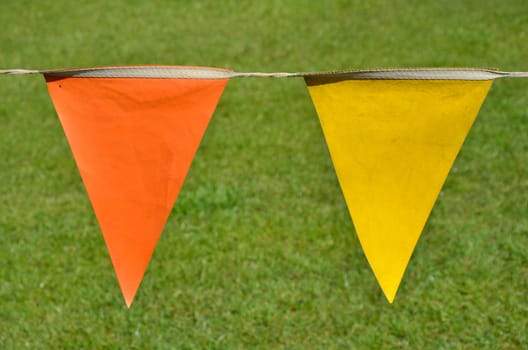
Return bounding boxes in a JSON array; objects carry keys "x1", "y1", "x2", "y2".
[{"x1": 1, "y1": 1, "x2": 527, "y2": 348}]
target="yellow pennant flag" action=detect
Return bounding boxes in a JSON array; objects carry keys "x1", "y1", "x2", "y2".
[{"x1": 305, "y1": 69, "x2": 493, "y2": 302}]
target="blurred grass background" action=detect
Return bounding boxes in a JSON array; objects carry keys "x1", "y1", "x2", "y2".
[{"x1": 0, "y1": 0, "x2": 527, "y2": 348}]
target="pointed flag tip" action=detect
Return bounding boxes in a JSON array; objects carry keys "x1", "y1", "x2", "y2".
[
  {"x1": 372, "y1": 262, "x2": 405, "y2": 304},
  {"x1": 381, "y1": 286, "x2": 397, "y2": 304},
  {"x1": 122, "y1": 286, "x2": 139, "y2": 308},
  {"x1": 124, "y1": 297, "x2": 134, "y2": 309}
]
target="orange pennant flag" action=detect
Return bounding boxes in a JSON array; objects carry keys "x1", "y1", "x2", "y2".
[{"x1": 45, "y1": 66, "x2": 230, "y2": 307}]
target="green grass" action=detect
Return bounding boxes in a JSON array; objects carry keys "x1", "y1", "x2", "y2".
[{"x1": 1, "y1": 0, "x2": 527, "y2": 348}]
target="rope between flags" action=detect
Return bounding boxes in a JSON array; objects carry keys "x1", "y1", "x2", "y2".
[{"x1": 1, "y1": 66, "x2": 528, "y2": 80}]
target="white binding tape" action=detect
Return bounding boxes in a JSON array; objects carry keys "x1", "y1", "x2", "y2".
[{"x1": 1, "y1": 66, "x2": 527, "y2": 80}]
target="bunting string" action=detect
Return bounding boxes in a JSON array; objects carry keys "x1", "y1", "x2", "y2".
[
  {"x1": 1, "y1": 65, "x2": 527, "y2": 306},
  {"x1": 1, "y1": 66, "x2": 528, "y2": 79}
]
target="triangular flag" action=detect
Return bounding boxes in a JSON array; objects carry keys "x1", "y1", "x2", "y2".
[
  {"x1": 45, "y1": 66, "x2": 230, "y2": 307},
  {"x1": 305, "y1": 70, "x2": 492, "y2": 302}
]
